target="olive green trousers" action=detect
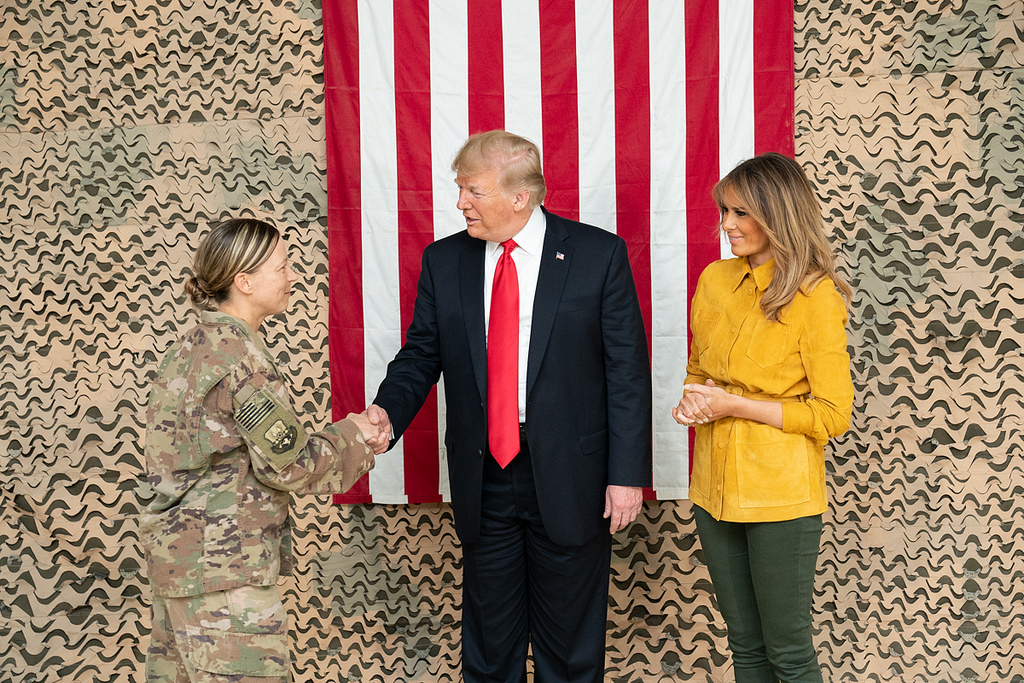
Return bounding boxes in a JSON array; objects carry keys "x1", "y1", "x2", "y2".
[{"x1": 694, "y1": 507, "x2": 824, "y2": 683}]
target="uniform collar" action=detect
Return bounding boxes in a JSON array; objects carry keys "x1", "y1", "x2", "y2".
[
  {"x1": 729, "y1": 256, "x2": 776, "y2": 292},
  {"x1": 200, "y1": 309, "x2": 261, "y2": 346}
]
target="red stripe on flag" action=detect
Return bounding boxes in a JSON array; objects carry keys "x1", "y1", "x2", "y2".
[
  {"x1": 612, "y1": 0, "x2": 652, "y2": 343},
  {"x1": 468, "y1": 0, "x2": 504, "y2": 133},
  {"x1": 613, "y1": 0, "x2": 655, "y2": 500},
  {"x1": 394, "y1": 0, "x2": 441, "y2": 503},
  {"x1": 539, "y1": 1, "x2": 579, "y2": 220},
  {"x1": 685, "y1": 0, "x2": 722, "y2": 473},
  {"x1": 753, "y1": 0, "x2": 795, "y2": 156},
  {"x1": 325, "y1": 0, "x2": 370, "y2": 502}
]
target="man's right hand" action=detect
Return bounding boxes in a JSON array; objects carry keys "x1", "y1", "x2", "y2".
[{"x1": 365, "y1": 404, "x2": 392, "y2": 454}]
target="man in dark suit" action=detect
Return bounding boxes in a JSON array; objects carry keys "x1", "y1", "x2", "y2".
[{"x1": 366, "y1": 130, "x2": 652, "y2": 683}]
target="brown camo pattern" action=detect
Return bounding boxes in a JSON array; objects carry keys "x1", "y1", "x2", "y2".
[{"x1": 1, "y1": 0, "x2": 1022, "y2": 681}]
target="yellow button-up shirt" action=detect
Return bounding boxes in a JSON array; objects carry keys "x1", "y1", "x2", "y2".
[{"x1": 685, "y1": 257, "x2": 853, "y2": 522}]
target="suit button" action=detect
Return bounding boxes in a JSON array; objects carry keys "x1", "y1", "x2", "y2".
[{"x1": 478, "y1": 449, "x2": 483, "y2": 457}]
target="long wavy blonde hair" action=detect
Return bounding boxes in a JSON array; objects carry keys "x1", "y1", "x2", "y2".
[{"x1": 712, "y1": 153, "x2": 852, "y2": 321}]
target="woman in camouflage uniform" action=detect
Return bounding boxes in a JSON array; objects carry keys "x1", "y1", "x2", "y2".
[{"x1": 142, "y1": 218, "x2": 381, "y2": 682}]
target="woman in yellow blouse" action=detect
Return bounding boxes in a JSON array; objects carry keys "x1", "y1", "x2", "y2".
[{"x1": 673, "y1": 153, "x2": 853, "y2": 683}]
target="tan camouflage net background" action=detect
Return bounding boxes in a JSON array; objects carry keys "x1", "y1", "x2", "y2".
[{"x1": 1, "y1": 0, "x2": 1022, "y2": 681}]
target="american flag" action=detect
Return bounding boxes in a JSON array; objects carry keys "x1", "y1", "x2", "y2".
[{"x1": 324, "y1": 0, "x2": 794, "y2": 503}]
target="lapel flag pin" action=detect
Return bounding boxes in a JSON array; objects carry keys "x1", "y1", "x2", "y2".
[{"x1": 556, "y1": 252, "x2": 564, "y2": 260}]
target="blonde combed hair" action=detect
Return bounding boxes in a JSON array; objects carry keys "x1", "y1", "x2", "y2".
[
  {"x1": 713, "y1": 153, "x2": 852, "y2": 322},
  {"x1": 184, "y1": 218, "x2": 280, "y2": 311},
  {"x1": 451, "y1": 130, "x2": 547, "y2": 209}
]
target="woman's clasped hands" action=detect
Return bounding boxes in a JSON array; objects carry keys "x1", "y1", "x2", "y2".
[{"x1": 672, "y1": 379, "x2": 731, "y2": 427}]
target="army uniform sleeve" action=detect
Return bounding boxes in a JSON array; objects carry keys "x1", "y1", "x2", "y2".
[{"x1": 229, "y1": 372, "x2": 375, "y2": 494}]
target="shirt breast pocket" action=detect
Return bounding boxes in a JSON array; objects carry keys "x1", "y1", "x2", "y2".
[
  {"x1": 692, "y1": 310, "x2": 722, "y2": 355},
  {"x1": 744, "y1": 318, "x2": 792, "y2": 368}
]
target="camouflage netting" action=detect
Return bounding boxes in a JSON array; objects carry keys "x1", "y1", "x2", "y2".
[{"x1": 1, "y1": 0, "x2": 1022, "y2": 681}]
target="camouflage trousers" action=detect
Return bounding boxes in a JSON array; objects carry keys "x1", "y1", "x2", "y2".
[{"x1": 147, "y1": 584, "x2": 291, "y2": 683}]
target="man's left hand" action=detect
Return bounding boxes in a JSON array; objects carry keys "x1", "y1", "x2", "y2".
[{"x1": 603, "y1": 485, "x2": 643, "y2": 534}]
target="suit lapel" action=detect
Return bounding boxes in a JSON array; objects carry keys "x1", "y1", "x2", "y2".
[
  {"x1": 527, "y1": 210, "x2": 572, "y2": 395},
  {"x1": 460, "y1": 240, "x2": 488, "y2": 403}
]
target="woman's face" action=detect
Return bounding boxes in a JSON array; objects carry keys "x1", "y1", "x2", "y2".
[
  {"x1": 720, "y1": 186, "x2": 773, "y2": 268},
  {"x1": 246, "y1": 236, "x2": 298, "y2": 318}
]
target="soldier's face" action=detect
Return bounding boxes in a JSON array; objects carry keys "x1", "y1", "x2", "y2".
[{"x1": 248, "y1": 237, "x2": 299, "y2": 317}]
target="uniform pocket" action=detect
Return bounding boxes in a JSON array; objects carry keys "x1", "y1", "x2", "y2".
[
  {"x1": 734, "y1": 423, "x2": 811, "y2": 508},
  {"x1": 184, "y1": 585, "x2": 289, "y2": 677},
  {"x1": 141, "y1": 500, "x2": 206, "y2": 593},
  {"x1": 187, "y1": 629, "x2": 289, "y2": 677}
]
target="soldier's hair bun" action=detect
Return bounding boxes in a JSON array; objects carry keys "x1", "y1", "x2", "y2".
[
  {"x1": 184, "y1": 275, "x2": 218, "y2": 311},
  {"x1": 186, "y1": 219, "x2": 280, "y2": 312}
]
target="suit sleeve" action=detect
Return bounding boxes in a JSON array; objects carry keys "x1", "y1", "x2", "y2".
[
  {"x1": 601, "y1": 238, "x2": 653, "y2": 486},
  {"x1": 372, "y1": 247, "x2": 444, "y2": 443}
]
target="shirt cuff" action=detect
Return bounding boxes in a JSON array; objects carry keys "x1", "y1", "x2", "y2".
[{"x1": 781, "y1": 402, "x2": 812, "y2": 435}]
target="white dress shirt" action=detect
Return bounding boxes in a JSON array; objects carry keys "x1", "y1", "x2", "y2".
[{"x1": 483, "y1": 206, "x2": 546, "y2": 423}]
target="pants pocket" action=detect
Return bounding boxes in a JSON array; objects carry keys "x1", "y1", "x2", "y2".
[{"x1": 183, "y1": 586, "x2": 289, "y2": 678}]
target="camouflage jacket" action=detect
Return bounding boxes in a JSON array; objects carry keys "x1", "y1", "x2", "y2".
[{"x1": 141, "y1": 311, "x2": 375, "y2": 597}]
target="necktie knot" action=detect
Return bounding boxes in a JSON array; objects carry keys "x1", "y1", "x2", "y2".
[{"x1": 501, "y1": 239, "x2": 517, "y2": 257}]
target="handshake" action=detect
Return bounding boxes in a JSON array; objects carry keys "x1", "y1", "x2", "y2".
[{"x1": 345, "y1": 404, "x2": 393, "y2": 455}]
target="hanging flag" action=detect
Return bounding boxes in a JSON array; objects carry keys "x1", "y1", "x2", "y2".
[{"x1": 324, "y1": 0, "x2": 795, "y2": 504}]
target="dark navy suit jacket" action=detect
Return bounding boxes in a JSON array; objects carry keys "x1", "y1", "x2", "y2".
[{"x1": 374, "y1": 208, "x2": 652, "y2": 546}]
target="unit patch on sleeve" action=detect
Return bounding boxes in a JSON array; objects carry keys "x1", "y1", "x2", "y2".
[
  {"x1": 233, "y1": 384, "x2": 309, "y2": 471},
  {"x1": 264, "y1": 419, "x2": 298, "y2": 454}
]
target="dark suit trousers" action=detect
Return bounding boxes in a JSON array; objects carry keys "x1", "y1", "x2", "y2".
[{"x1": 461, "y1": 431, "x2": 612, "y2": 683}]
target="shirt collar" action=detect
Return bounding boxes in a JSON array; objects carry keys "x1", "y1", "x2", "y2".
[
  {"x1": 729, "y1": 256, "x2": 776, "y2": 292},
  {"x1": 487, "y1": 206, "x2": 546, "y2": 257}
]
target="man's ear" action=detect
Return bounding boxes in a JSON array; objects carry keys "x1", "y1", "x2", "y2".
[{"x1": 512, "y1": 189, "x2": 531, "y2": 212}]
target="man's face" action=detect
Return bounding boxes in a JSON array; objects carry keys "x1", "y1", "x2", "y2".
[{"x1": 455, "y1": 168, "x2": 525, "y2": 243}]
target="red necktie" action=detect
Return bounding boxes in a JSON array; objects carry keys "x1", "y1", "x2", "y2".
[{"x1": 488, "y1": 239, "x2": 520, "y2": 468}]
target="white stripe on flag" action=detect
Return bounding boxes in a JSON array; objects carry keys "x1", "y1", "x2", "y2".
[
  {"x1": 719, "y1": 0, "x2": 755, "y2": 260},
  {"x1": 503, "y1": 1, "x2": 544, "y2": 152},
  {"x1": 576, "y1": 0, "x2": 617, "y2": 233},
  {"x1": 649, "y1": 0, "x2": 690, "y2": 498},
  {"x1": 429, "y1": 0, "x2": 469, "y2": 502},
  {"x1": 359, "y1": 0, "x2": 406, "y2": 503}
]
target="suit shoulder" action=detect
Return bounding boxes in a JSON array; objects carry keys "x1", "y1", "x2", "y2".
[
  {"x1": 423, "y1": 229, "x2": 476, "y2": 257},
  {"x1": 547, "y1": 211, "x2": 622, "y2": 249}
]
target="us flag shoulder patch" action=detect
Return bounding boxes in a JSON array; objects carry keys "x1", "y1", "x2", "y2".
[{"x1": 236, "y1": 393, "x2": 274, "y2": 433}]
